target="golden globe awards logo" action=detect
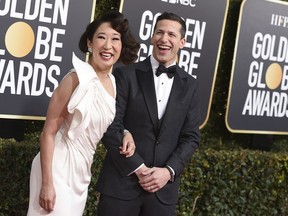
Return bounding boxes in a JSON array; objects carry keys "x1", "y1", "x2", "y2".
[
  {"x1": 242, "y1": 32, "x2": 288, "y2": 118},
  {"x1": 226, "y1": 0, "x2": 288, "y2": 134},
  {"x1": 0, "y1": 0, "x2": 69, "y2": 97},
  {"x1": 0, "y1": 0, "x2": 94, "y2": 119}
]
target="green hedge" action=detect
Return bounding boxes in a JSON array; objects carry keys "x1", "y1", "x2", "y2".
[
  {"x1": 1, "y1": 139, "x2": 287, "y2": 216},
  {"x1": 177, "y1": 149, "x2": 288, "y2": 215}
]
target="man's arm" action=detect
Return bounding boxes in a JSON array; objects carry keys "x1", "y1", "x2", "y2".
[
  {"x1": 101, "y1": 67, "x2": 145, "y2": 176},
  {"x1": 166, "y1": 78, "x2": 201, "y2": 177}
]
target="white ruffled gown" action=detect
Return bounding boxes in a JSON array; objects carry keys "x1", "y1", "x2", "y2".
[{"x1": 27, "y1": 53, "x2": 116, "y2": 215}]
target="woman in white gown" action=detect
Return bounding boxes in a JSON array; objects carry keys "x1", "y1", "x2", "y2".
[{"x1": 27, "y1": 11, "x2": 140, "y2": 215}]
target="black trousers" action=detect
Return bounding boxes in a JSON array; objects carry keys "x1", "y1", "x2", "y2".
[{"x1": 97, "y1": 192, "x2": 176, "y2": 216}]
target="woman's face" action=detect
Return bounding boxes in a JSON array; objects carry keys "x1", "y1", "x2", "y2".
[{"x1": 88, "y1": 22, "x2": 122, "y2": 73}]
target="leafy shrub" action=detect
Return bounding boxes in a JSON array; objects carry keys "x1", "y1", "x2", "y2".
[
  {"x1": 0, "y1": 139, "x2": 39, "y2": 216},
  {"x1": 1, "y1": 140, "x2": 288, "y2": 216}
]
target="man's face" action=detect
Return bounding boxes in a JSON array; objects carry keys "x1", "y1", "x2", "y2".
[{"x1": 151, "y1": 19, "x2": 186, "y2": 67}]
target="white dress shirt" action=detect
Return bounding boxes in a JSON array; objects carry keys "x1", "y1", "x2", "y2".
[{"x1": 150, "y1": 55, "x2": 175, "y2": 119}]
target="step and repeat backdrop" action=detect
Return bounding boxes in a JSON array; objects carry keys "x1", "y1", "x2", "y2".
[
  {"x1": 120, "y1": 0, "x2": 229, "y2": 128},
  {"x1": 0, "y1": 0, "x2": 95, "y2": 120},
  {"x1": 1, "y1": 0, "x2": 287, "y2": 134},
  {"x1": 226, "y1": 0, "x2": 288, "y2": 134}
]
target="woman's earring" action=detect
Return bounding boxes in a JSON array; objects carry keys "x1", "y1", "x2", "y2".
[{"x1": 88, "y1": 47, "x2": 92, "y2": 54}]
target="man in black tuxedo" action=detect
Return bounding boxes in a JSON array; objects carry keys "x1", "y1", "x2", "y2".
[{"x1": 97, "y1": 12, "x2": 200, "y2": 216}]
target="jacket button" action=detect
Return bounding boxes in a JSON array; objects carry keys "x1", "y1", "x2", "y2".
[{"x1": 156, "y1": 141, "x2": 160, "y2": 145}]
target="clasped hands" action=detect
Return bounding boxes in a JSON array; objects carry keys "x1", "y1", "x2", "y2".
[
  {"x1": 120, "y1": 133, "x2": 171, "y2": 192},
  {"x1": 135, "y1": 165, "x2": 171, "y2": 193}
]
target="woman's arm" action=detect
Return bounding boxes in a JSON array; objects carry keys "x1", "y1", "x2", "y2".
[{"x1": 39, "y1": 72, "x2": 79, "y2": 212}]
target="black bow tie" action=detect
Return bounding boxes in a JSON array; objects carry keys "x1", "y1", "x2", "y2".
[{"x1": 156, "y1": 64, "x2": 176, "y2": 78}]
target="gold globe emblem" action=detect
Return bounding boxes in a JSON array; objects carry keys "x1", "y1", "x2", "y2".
[
  {"x1": 5, "y1": 22, "x2": 35, "y2": 58},
  {"x1": 265, "y1": 63, "x2": 282, "y2": 90}
]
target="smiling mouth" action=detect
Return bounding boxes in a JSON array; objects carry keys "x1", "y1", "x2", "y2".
[
  {"x1": 158, "y1": 45, "x2": 171, "y2": 51},
  {"x1": 101, "y1": 52, "x2": 113, "y2": 59}
]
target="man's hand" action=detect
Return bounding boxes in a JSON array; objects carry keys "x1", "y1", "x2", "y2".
[
  {"x1": 138, "y1": 167, "x2": 170, "y2": 193},
  {"x1": 135, "y1": 164, "x2": 150, "y2": 179}
]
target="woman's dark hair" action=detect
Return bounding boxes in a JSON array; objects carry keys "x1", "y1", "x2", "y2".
[
  {"x1": 79, "y1": 11, "x2": 140, "y2": 64},
  {"x1": 154, "y1": 12, "x2": 186, "y2": 38}
]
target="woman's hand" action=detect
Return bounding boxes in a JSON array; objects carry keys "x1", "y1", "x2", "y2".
[
  {"x1": 39, "y1": 183, "x2": 56, "y2": 212},
  {"x1": 119, "y1": 131, "x2": 136, "y2": 157}
]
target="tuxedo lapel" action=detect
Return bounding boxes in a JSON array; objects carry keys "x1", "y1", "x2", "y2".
[
  {"x1": 159, "y1": 67, "x2": 187, "y2": 133},
  {"x1": 136, "y1": 59, "x2": 159, "y2": 132}
]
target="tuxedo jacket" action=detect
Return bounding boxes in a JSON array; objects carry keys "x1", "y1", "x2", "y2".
[{"x1": 96, "y1": 56, "x2": 200, "y2": 205}]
